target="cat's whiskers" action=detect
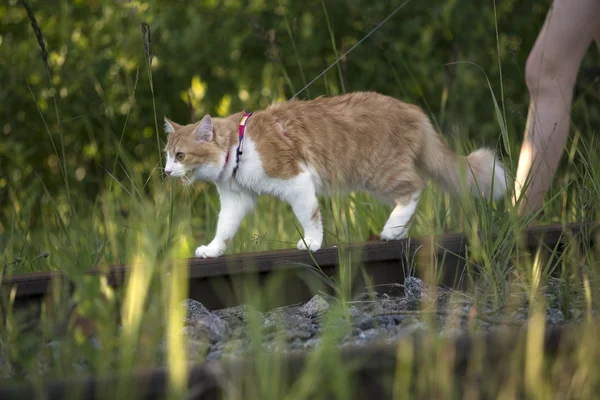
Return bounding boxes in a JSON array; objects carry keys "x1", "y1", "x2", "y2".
[
  {"x1": 180, "y1": 172, "x2": 195, "y2": 188},
  {"x1": 157, "y1": 167, "x2": 170, "y2": 180},
  {"x1": 182, "y1": 175, "x2": 198, "y2": 199}
]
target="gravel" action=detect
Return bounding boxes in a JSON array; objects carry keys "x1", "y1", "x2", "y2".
[
  {"x1": 173, "y1": 276, "x2": 584, "y2": 362},
  {"x1": 299, "y1": 295, "x2": 331, "y2": 317},
  {"x1": 7, "y1": 276, "x2": 589, "y2": 378}
]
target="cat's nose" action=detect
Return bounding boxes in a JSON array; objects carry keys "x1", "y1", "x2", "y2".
[{"x1": 165, "y1": 170, "x2": 172, "y2": 176}]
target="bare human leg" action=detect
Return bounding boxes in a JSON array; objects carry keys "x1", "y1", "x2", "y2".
[{"x1": 513, "y1": 0, "x2": 600, "y2": 216}]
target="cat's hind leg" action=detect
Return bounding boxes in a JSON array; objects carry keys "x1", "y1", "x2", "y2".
[
  {"x1": 380, "y1": 178, "x2": 423, "y2": 241},
  {"x1": 380, "y1": 190, "x2": 422, "y2": 240},
  {"x1": 280, "y1": 174, "x2": 323, "y2": 252}
]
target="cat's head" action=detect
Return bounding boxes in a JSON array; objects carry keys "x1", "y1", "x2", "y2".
[{"x1": 163, "y1": 115, "x2": 224, "y2": 183}]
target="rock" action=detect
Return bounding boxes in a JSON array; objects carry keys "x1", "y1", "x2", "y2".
[
  {"x1": 261, "y1": 305, "x2": 322, "y2": 347},
  {"x1": 546, "y1": 308, "x2": 565, "y2": 325},
  {"x1": 378, "y1": 315, "x2": 404, "y2": 327},
  {"x1": 400, "y1": 321, "x2": 428, "y2": 335},
  {"x1": 354, "y1": 315, "x2": 401, "y2": 331},
  {"x1": 181, "y1": 299, "x2": 210, "y2": 324},
  {"x1": 264, "y1": 310, "x2": 315, "y2": 338},
  {"x1": 10, "y1": 273, "x2": 588, "y2": 380},
  {"x1": 185, "y1": 313, "x2": 229, "y2": 343},
  {"x1": 289, "y1": 337, "x2": 305, "y2": 349},
  {"x1": 356, "y1": 316, "x2": 377, "y2": 331},
  {"x1": 353, "y1": 292, "x2": 373, "y2": 301},
  {"x1": 358, "y1": 328, "x2": 382, "y2": 341},
  {"x1": 284, "y1": 325, "x2": 315, "y2": 341},
  {"x1": 300, "y1": 337, "x2": 321, "y2": 349},
  {"x1": 348, "y1": 305, "x2": 363, "y2": 318},
  {"x1": 264, "y1": 304, "x2": 311, "y2": 326},
  {"x1": 404, "y1": 277, "x2": 424, "y2": 302},
  {"x1": 299, "y1": 295, "x2": 330, "y2": 317},
  {"x1": 214, "y1": 304, "x2": 264, "y2": 326},
  {"x1": 186, "y1": 337, "x2": 210, "y2": 359}
]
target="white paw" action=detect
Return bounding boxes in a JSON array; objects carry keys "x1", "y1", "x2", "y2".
[
  {"x1": 195, "y1": 243, "x2": 225, "y2": 258},
  {"x1": 297, "y1": 237, "x2": 321, "y2": 252},
  {"x1": 380, "y1": 226, "x2": 409, "y2": 241}
]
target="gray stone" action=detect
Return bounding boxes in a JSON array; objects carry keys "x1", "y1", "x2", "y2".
[
  {"x1": 356, "y1": 316, "x2": 377, "y2": 331},
  {"x1": 354, "y1": 315, "x2": 402, "y2": 331},
  {"x1": 184, "y1": 313, "x2": 229, "y2": 342},
  {"x1": 10, "y1": 272, "x2": 588, "y2": 377},
  {"x1": 186, "y1": 337, "x2": 210, "y2": 359},
  {"x1": 404, "y1": 276, "x2": 424, "y2": 302},
  {"x1": 181, "y1": 299, "x2": 210, "y2": 324},
  {"x1": 304, "y1": 337, "x2": 322, "y2": 348},
  {"x1": 214, "y1": 304, "x2": 264, "y2": 326},
  {"x1": 348, "y1": 305, "x2": 363, "y2": 318},
  {"x1": 546, "y1": 308, "x2": 565, "y2": 325},
  {"x1": 299, "y1": 295, "x2": 330, "y2": 317},
  {"x1": 284, "y1": 326, "x2": 314, "y2": 341},
  {"x1": 377, "y1": 315, "x2": 404, "y2": 327},
  {"x1": 264, "y1": 306, "x2": 304, "y2": 326},
  {"x1": 358, "y1": 328, "x2": 382, "y2": 341},
  {"x1": 353, "y1": 292, "x2": 373, "y2": 301},
  {"x1": 401, "y1": 321, "x2": 428, "y2": 334}
]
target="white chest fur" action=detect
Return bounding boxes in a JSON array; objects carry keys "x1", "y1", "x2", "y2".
[
  {"x1": 194, "y1": 135, "x2": 324, "y2": 258},
  {"x1": 220, "y1": 137, "x2": 319, "y2": 198}
]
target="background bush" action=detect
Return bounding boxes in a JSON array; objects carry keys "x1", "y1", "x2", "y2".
[{"x1": 1, "y1": 0, "x2": 598, "y2": 235}]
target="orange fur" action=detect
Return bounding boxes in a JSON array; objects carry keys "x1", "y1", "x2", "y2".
[
  {"x1": 164, "y1": 91, "x2": 506, "y2": 257},
  {"x1": 166, "y1": 91, "x2": 506, "y2": 202}
]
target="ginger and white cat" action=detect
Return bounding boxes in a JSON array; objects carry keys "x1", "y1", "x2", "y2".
[{"x1": 164, "y1": 91, "x2": 507, "y2": 258}]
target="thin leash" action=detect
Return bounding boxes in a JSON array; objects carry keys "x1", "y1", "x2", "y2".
[
  {"x1": 290, "y1": 0, "x2": 412, "y2": 101},
  {"x1": 232, "y1": 0, "x2": 412, "y2": 176}
]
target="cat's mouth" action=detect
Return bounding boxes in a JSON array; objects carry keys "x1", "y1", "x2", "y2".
[{"x1": 178, "y1": 170, "x2": 196, "y2": 186}]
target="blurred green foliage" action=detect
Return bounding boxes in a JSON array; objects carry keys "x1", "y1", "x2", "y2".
[
  {"x1": 2, "y1": 0, "x2": 600, "y2": 387},
  {"x1": 0, "y1": 0, "x2": 598, "y2": 233}
]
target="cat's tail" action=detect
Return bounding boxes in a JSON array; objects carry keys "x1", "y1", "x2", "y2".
[{"x1": 418, "y1": 118, "x2": 507, "y2": 200}]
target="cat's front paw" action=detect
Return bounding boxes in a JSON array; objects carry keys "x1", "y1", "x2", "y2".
[
  {"x1": 297, "y1": 237, "x2": 321, "y2": 252},
  {"x1": 195, "y1": 243, "x2": 226, "y2": 258}
]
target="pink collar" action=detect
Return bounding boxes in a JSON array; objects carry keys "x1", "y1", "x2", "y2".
[{"x1": 233, "y1": 112, "x2": 252, "y2": 177}]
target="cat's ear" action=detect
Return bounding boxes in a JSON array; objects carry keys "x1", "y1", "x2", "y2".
[
  {"x1": 164, "y1": 117, "x2": 181, "y2": 135},
  {"x1": 193, "y1": 115, "x2": 214, "y2": 142}
]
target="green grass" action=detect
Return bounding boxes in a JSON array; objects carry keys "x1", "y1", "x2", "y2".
[{"x1": 1, "y1": 1, "x2": 600, "y2": 398}]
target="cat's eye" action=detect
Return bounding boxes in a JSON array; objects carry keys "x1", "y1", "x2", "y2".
[{"x1": 175, "y1": 152, "x2": 185, "y2": 161}]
